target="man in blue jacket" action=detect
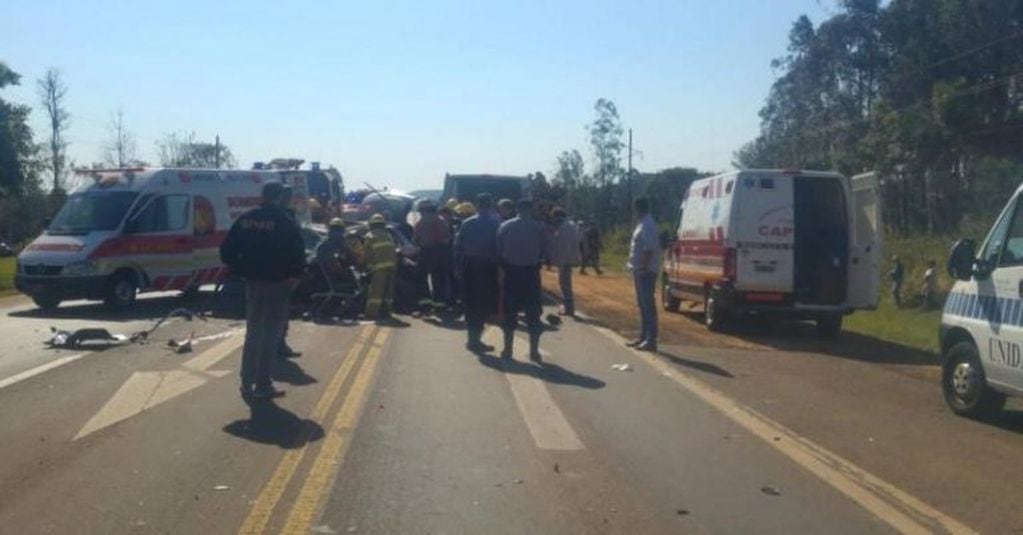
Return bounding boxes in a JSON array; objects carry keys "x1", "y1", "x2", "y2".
[{"x1": 220, "y1": 182, "x2": 307, "y2": 402}]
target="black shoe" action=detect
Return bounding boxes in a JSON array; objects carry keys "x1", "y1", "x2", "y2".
[
  {"x1": 625, "y1": 339, "x2": 644, "y2": 348},
  {"x1": 529, "y1": 351, "x2": 543, "y2": 363},
  {"x1": 636, "y1": 342, "x2": 658, "y2": 352},
  {"x1": 501, "y1": 348, "x2": 513, "y2": 360},
  {"x1": 279, "y1": 346, "x2": 302, "y2": 359},
  {"x1": 467, "y1": 341, "x2": 494, "y2": 354}
]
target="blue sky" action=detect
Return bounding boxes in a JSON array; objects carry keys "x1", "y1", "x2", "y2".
[{"x1": 4, "y1": 0, "x2": 831, "y2": 191}]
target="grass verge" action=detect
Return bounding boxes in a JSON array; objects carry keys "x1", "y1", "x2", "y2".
[{"x1": 0, "y1": 257, "x2": 16, "y2": 297}]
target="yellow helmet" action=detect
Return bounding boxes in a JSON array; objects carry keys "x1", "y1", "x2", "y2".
[
  {"x1": 446, "y1": 198, "x2": 459, "y2": 210},
  {"x1": 455, "y1": 202, "x2": 476, "y2": 217},
  {"x1": 369, "y1": 213, "x2": 386, "y2": 225},
  {"x1": 328, "y1": 217, "x2": 345, "y2": 229}
]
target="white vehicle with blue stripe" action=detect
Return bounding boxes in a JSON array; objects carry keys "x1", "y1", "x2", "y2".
[{"x1": 942, "y1": 186, "x2": 1023, "y2": 418}]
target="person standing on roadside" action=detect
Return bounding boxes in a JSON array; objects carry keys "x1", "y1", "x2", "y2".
[
  {"x1": 454, "y1": 193, "x2": 500, "y2": 353},
  {"x1": 364, "y1": 214, "x2": 399, "y2": 322},
  {"x1": 547, "y1": 208, "x2": 582, "y2": 317},
  {"x1": 889, "y1": 255, "x2": 904, "y2": 308},
  {"x1": 625, "y1": 198, "x2": 661, "y2": 352},
  {"x1": 413, "y1": 201, "x2": 453, "y2": 310},
  {"x1": 220, "y1": 182, "x2": 307, "y2": 402},
  {"x1": 277, "y1": 186, "x2": 302, "y2": 360},
  {"x1": 579, "y1": 222, "x2": 604, "y2": 275},
  {"x1": 497, "y1": 198, "x2": 547, "y2": 362},
  {"x1": 922, "y1": 260, "x2": 938, "y2": 310}
]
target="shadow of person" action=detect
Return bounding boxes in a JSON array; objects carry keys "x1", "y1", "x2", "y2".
[
  {"x1": 222, "y1": 401, "x2": 325, "y2": 449},
  {"x1": 422, "y1": 316, "x2": 467, "y2": 331},
  {"x1": 476, "y1": 353, "x2": 605, "y2": 390},
  {"x1": 656, "y1": 350, "x2": 735, "y2": 378},
  {"x1": 273, "y1": 359, "x2": 318, "y2": 386},
  {"x1": 377, "y1": 316, "x2": 411, "y2": 328}
]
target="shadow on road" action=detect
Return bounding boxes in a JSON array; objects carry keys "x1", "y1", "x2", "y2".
[
  {"x1": 222, "y1": 401, "x2": 325, "y2": 449},
  {"x1": 273, "y1": 359, "x2": 318, "y2": 386},
  {"x1": 8, "y1": 292, "x2": 215, "y2": 323},
  {"x1": 667, "y1": 311, "x2": 939, "y2": 367},
  {"x1": 422, "y1": 315, "x2": 466, "y2": 330},
  {"x1": 656, "y1": 350, "x2": 735, "y2": 378},
  {"x1": 476, "y1": 353, "x2": 606, "y2": 389}
]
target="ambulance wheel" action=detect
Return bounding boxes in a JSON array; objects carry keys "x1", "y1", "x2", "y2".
[
  {"x1": 942, "y1": 341, "x2": 1006, "y2": 419},
  {"x1": 704, "y1": 290, "x2": 727, "y2": 332},
  {"x1": 32, "y1": 294, "x2": 61, "y2": 311},
  {"x1": 815, "y1": 314, "x2": 843, "y2": 336},
  {"x1": 104, "y1": 271, "x2": 138, "y2": 310},
  {"x1": 662, "y1": 274, "x2": 681, "y2": 312}
]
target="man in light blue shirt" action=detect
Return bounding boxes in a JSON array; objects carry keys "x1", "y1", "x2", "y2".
[
  {"x1": 626, "y1": 198, "x2": 661, "y2": 352},
  {"x1": 496, "y1": 198, "x2": 547, "y2": 362}
]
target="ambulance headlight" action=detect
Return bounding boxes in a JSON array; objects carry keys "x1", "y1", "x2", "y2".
[{"x1": 63, "y1": 260, "x2": 97, "y2": 276}]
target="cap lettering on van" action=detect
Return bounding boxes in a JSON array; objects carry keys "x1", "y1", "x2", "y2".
[{"x1": 758, "y1": 225, "x2": 793, "y2": 238}]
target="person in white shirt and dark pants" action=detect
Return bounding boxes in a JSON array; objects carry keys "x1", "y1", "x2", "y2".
[
  {"x1": 626, "y1": 198, "x2": 661, "y2": 352},
  {"x1": 547, "y1": 207, "x2": 582, "y2": 317}
]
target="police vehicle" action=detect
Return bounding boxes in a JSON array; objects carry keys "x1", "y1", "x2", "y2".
[{"x1": 942, "y1": 184, "x2": 1023, "y2": 417}]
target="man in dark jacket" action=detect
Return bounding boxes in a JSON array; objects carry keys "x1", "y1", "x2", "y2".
[{"x1": 220, "y1": 182, "x2": 307, "y2": 402}]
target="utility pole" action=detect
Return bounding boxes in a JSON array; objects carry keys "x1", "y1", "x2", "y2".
[
  {"x1": 214, "y1": 134, "x2": 221, "y2": 169},
  {"x1": 627, "y1": 128, "x2": 633, "y2": 212}
]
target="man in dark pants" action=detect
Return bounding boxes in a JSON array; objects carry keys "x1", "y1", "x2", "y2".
[
  {"x1": 889, "y1": 255, "x2": 904, "y2": 308},
  {"x1": 220, "y1": 182, "x2": 307, "y2": 402},
  {"x1": 497, "y1": 198, "x2": 547, "y2": 362},
  {"x1": 454, "y1": 194, "x2": 500, "y2": 353}
]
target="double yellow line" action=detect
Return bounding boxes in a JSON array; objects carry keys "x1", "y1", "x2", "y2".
[{"x1": 238, "y1": 324, "x2": 390, "y2": 535}]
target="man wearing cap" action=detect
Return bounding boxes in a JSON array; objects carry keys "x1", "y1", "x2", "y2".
[
  {"x1": 454, "y1": 193, "x2": 500, "y2": 353},
  {"x1": 220, "y1": 182, "x2": 307, "y2": 402},
  {"x1": 363, "y1": 213, "x2": 399, "y2": 321},
  {"x1": 496, "y1": 198, "x2": 548, "y2": 362}
]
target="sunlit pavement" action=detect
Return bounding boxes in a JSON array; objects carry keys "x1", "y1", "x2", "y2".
[{"x1": 0, "y1": 293, "x2": 1018, "y2": 533}]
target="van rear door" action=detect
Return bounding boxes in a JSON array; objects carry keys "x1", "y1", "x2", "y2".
[
  {"x1": 847, "y1": 172, "x2": 882, "y2": 309},
  {"x1": 733, "y1": 173, "x2": 795, "y2": 293}
]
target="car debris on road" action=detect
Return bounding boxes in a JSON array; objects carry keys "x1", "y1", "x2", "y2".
[{"x1": 46, "y1": 327, "x2": 129, "y2": 349}]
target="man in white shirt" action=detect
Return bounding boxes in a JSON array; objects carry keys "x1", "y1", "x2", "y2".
[{"x1": 626, "y1": 198, "x2": 661, "y2": 352}]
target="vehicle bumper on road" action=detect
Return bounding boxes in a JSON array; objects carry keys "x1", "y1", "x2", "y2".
[{"x1": 15, "y1": 275, "x2": 107, "y2": 301}]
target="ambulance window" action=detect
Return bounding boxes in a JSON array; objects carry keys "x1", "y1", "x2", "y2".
[
  {"x1": 999, "y1": 201, "x2": 1023, "y2": 266},
  {"x1": 980, "y1": 200, "x2": 1016, "y2": 266},
  {"x1": 128, "y1": 195, "x2": 191, "y2": 233},
  {"x1": 759, "y1": 178, "x2": 775, "y2": 190},
  {"x1": 725, "y1": 181, "x2": 734, "y2": 194}
]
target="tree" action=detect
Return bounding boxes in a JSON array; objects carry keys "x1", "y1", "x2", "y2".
[
  {"x1": 587, "y1": 98, "x2": 625, "y2": 228},
  {"x1": 553, "y1": 149, "x2": 584, "y2": 188},
  {"x1": 0, "y1": 62, "x2": 39, "y2": 198},
  {"x1": 156, "y1": 131, "x2": 236, "y2": 168},
  {"x1": 102, "y1": 109, "x2": 138, "y2": 168},
  {"x1": 37, "y1": 68, "x2": 70, "y2": 191}
]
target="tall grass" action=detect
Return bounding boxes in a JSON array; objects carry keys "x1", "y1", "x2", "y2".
[{"x1": 0, "y1": 257, "x2": 16, "y2": 297}]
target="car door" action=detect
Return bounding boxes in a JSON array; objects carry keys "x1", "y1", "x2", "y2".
[
  {"x1": 847, "y1": 172, "x2": 882, "y2": 309},
  {"x1": 978, "y1": 195, "x2": 1023, "y2": 389}
]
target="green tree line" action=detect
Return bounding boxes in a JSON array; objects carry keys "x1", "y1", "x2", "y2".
[{"x1": 735, "y1": 0, "x2": 1023, "y2": 234}]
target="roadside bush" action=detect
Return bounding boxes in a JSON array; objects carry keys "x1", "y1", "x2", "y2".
[{"x1": 0, "y1": 190, "x2": 49, "y2": 248}]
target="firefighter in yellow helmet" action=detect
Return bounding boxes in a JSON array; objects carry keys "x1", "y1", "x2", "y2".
[{"x1": 363, "y1": 213, "x2": 398, "y2": 321}]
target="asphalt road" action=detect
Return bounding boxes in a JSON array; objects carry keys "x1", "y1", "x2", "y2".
[{"x1": 0, "y1": 290, "x2": 1018, "y2": 533}]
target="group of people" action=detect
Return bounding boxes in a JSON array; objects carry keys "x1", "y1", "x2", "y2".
[
  {"x1": 219, "y1": 180, "x2": 662, "y2": 403},
  {"x1": 888, "y1": 256, "x2": 939, "y2": 309}
]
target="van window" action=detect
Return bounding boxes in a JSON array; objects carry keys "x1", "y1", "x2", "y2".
[
  {"x1": 128, "y1": 195, "x2": 191, "y2": 233},
  {"x1": 999, "y1": 201, "x2": 1023, "y2": 266},
  {"x1": 980, "y1": 199, "x2": 1017, "y2": 266}
]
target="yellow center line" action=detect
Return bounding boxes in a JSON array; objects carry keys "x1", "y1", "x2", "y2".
[
  {"x1": 237, "y1": 325, "x2": 377, "y2": 535},
  {"x1": 281, "y1": 327, "x2": 391, "y2": 535}
]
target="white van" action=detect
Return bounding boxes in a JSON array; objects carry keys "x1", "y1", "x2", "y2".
[
  {"x1": 15, "y1": 168, "x2": 312, "y2": 310},
  {"x1": 942, "y1": 184, "x2": 1023, "y2": 418},
  {"x1": 661, "y1": 169, "x2": 882, "y2": 334}
]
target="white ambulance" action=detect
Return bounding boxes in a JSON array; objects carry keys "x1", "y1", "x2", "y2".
[
  {"x1": 942, "y1": 184, "x2": 1023, "y2": 418},
  {"x1": 661, "y1": 169, "x2": 882, "y2": 334},
  {"x1": 15, "y1": 168, "x2": 312, "y2": 310}
]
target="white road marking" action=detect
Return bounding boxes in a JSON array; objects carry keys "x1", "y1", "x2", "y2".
[
  {"x1": 74, "y1": 330, "x2": 244, "y2": 440},
  {"x1": 483, "y1": 328, "x2": 584, "y2": 451},
  {"x1": 0, "y1": 353, "x2": 88, "y2": 391},
  {"x1": 588, "y1": 322, "x2": 976, "y2": 535}
]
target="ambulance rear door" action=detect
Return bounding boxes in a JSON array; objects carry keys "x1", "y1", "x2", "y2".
[{"x1": 732, "y1": 172, "x2": 795, "y2": 293}]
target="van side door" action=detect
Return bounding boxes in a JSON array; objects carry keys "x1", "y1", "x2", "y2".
[
  {"x1": 733, "y1": 174, "x2": 794, "y2": 293},
  {"x1": 847, "y1": 172, "x2": 882, "y2": 309}
]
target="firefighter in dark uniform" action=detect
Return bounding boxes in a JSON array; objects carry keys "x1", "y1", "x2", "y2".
[{"x1": 220, "y1": 182, "x2": 306, "y2": 402}]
